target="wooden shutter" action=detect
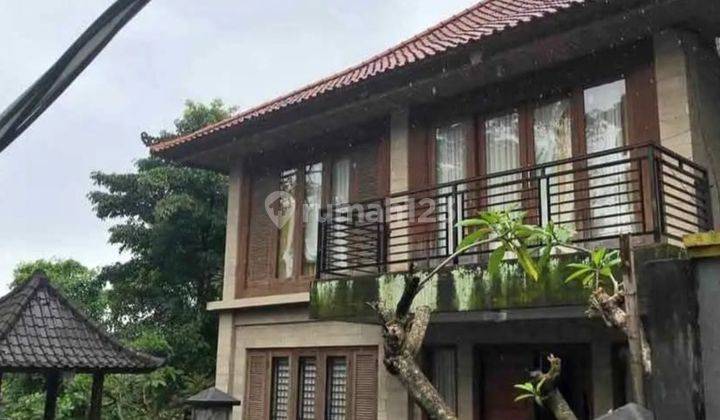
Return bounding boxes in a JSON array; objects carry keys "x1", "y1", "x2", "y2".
[
  {"x1": 353, "y1": 350, "x2": 378, "y2": 420},
  {"x1": 245, "y1": 351, "x2": 269, "y2": 420}
]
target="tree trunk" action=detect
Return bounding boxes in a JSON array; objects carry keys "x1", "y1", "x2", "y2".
[
  {"x1": 385, "y1": 355, "x2": 457, "y2": 420},
  {"x1": 545, "y1": 389, "x2": 578, "y2": 420},
  {"x1": 534, "y1": 355, "x2": 578, "y2": 420},
  {"x1": 373, "y1": 272, "x2": 458, "y2": 420}
]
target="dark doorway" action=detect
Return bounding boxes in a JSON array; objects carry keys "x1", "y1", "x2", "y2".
[{"x1": 476, "y1": 344, "x2": 592, "y2": 420}]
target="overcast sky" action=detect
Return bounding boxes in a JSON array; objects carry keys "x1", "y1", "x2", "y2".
[{"x1": 0, "y1": 0, "x2": 478, "y2": 292}]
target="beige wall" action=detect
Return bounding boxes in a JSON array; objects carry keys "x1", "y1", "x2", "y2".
[
  {"x1": 655, "y1": 30, "x2": 720, "y2": 228},
  {"x1": 225, "y1": 304, "x2": 409, "y2": 420}
]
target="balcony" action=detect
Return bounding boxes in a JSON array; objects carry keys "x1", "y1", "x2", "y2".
[{"x1": 316, "y1": 144, "x2": 713, "y2": 279}]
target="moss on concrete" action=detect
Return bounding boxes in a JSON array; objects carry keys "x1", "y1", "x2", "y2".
[{"x1": 310, "y1": 255, "x2": 590, "y2": 320}]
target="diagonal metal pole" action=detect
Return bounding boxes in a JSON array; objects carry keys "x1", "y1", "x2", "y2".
[{"x1": 0, "y1": 0, "x2": 151, "y2": 154}]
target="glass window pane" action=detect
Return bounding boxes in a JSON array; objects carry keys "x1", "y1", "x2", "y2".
[
  {"x1": 435, "y1": 122, "x2": 468, "y2": 258},
  {"x1": 277, "y1": 169, "x2": 297, "y2": 278},
  {"x1": 485, "y1": 113, "x2": 521, "y2": 211},
  {"x1": 435, "y1": 122, "x2": 468, "y2": 184},
  {"x1": 326, "y1": 357, "x2": 348, "y2": 420},
  {"x1": 534, "y1": 99, "x2": 574, "y2": 228},
  {"x1": 271, "y1": 357, "x2": 291, "y2": 420},
  {"x1": 585, "y1": 80, "x2": 627, "y2": 153},
  {"x1": 332, "y1": 158, "x2": 351, "y2": 205},
  {"x1": 303, "y1": 163, "x2": 323, "y2": 276},
  {"x1": 534, "y1": 100, "x2": 572, "y2": 165},
  {"x1": 584, "y1": 80, "x2": 636, "y2": 236},
  {"x1": 298, "y1": 357, "x2": 317, "y2": 420},
  {"x1": 330, "y1": 158, "x2": 351, "y2": 271}
]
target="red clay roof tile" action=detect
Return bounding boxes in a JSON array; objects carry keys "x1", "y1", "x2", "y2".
[{"x1": 151, "y1": 0, "x2": 585, "y2": 154}]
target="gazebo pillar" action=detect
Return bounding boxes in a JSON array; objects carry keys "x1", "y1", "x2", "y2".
[
  {"x1": 44, "y1": 371, "x2": 61, "y2": 420},
  {"x1": 87, "y1": 372, "x2": 105, "y2": 420}
]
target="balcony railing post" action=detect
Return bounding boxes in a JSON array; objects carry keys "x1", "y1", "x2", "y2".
[
  {"x1": 316, "y1": 208, "x2": 327, "y2": 279},
  {"x1": 376, "y1": 199, "x2": 387, "y2": 273},
  {"x1": 647, "y1": 146, "x2": 664, "y2": 242},
  {"x1": 451, "y1": 184, "x2": 460, "y2": 264}
]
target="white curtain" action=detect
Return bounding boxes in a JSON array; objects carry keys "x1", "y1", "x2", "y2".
[
  {"x1": 331, "y1": 158, "x2": 351, "y2": 270},
  {"x1": 585, "y1": 80, "x2": 633, "y2": 236},
  {"x1": 534, "y1": 99, "x2": 574, "y2": 228},
  {"x1": 277, "y1": 169, "x2": 297, "y2": 279},
  {"x1": 303, "y1": 162, "x2": 323, "y2": 275},
  {"x1": 485, "y1": 113, "x2": 521, "y2": 211},
  {"x1": 435, "y1": 122, "x2": 468, "y2": 256}
]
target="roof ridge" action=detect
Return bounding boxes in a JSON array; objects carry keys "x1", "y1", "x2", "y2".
[
  {"x1": 150, "y1": 0, "x2": 587, "y2": 154},
  {"x1": 157, "y1": 1, "x2": 496, "y2": 141},
  {"x1": 0, "y1": 275, "x2": 45, "y2": 343}
]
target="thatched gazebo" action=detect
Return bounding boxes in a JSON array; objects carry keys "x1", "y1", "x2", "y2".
[{"x1": 0, "y1": 273, "x2": 163, "y2": 419}]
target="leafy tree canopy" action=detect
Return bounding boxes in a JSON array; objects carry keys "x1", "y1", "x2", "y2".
[
  {"x1": 12, "y1": 258, "x2": 105, "y2": 321},
  {"x1": 88, "y1": 98, "x2": 234, "y2": 373}
]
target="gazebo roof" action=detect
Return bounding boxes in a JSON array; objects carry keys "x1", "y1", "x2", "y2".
[{"x1": 0, "y1": 273, "x2": 163, "y2": 373}]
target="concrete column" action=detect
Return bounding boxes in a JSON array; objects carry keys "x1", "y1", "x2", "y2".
[
  {"x1": 379, "y1": 343, "x2": 411, "y2": 420},
  {"x1": 389, "y1": 108, "x2": 410, "y2": 273},
  {"x1": 655, "y1": 30, "x2": 720, "y2": 228},
  {"x1": 222, "y1": 162, "x2": 245, "y2": 301},
  {"x1": 457, "y1": 343, "x2": 475, "y2": 420},
  {"x1": 591, "y1": 340, "x2": 614, "y2": 417},
  {"x1": 215, "y1": 312, "x2": 237, "y2": 393}
]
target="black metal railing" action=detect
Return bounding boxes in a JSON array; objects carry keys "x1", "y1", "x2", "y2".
[{"x1": 317, "y1": 144, "x2": 713, "y2": 278}]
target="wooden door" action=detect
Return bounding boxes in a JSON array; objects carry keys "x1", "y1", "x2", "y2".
[{"x1": 477, "y1": 345, "x2": 592, "y2": 420}]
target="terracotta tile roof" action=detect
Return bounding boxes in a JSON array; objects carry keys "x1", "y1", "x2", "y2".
[
  {"x1": 150, "y1": 0, "x2": 585, "y2": 154},
  {"x1": 0, "y1": 273, "x2": 163, "y2": 372}
]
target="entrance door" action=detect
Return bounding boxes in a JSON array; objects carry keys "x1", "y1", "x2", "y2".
[{"x1": 477, "y1": 345, "x2": 592, "y2": 420}]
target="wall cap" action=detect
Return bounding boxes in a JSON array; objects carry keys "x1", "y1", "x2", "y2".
[
  {"x1": 683, "y1": 231, "x2": 720, "y2": 258},
  {"x1": 207, "y1": 292, "x2": 310, "y2": 312}
]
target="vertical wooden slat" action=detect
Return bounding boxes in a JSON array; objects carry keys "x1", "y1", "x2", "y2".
[
  {"x1": 235, "y1": 165, "x2": 251, "y2": 298},
  {"x1": 353, "y1": 349, "x2": 379, "y2": 420},
  {"x1": 626, "y1": 40, "x2": 660, "y2": 146},
  {"x1": 626, "y1": 43, "x2": 661, "y2": 235},
  {"x1": 377, "y1": 126, "x2": 391, "y2": 197},
  {"x1": 245, "y1": 351, "x2": 269, "y2": 420}
]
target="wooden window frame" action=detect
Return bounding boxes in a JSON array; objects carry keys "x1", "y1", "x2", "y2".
[{"x1": 246, "y1": 346, "x2": 378, "y2": 420}]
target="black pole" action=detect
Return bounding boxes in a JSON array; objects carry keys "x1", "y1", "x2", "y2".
[
  {"x1": 0, "y1": 0, "x2": 151, "y2": 154},
  {"x1": 87, "y1": 372, "x2": 105, "y2": 420},
  {"x1": 44, "y1": 372, "x2": 61, "y2": 420}
]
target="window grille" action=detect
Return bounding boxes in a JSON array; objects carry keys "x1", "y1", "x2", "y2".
[
  {"x1": 298, "y1": 357, "x2": 317, "y2": 420},
  {"x1": 326, "y1": 357, "x2": 348, "y2": 420},
  {"x1": 271, "y1": 357, "x2": 290, "y2": 420}
]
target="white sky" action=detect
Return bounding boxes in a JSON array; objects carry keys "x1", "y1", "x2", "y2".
[{"x1": 0, "y1": 0, "x2": 478, "y2": 293}]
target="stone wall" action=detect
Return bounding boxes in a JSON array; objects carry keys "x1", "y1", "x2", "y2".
[{"x1": 654, "y1": 30, "x2": 720, "y2": 228}]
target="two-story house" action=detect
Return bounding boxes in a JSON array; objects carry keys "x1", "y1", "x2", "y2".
[{"x1": 150, "y1": 0, "x2": 720, "y2": 418}]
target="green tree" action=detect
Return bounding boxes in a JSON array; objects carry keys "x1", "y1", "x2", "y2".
[
  {"x1": 88, "y1": 98, "x2": 234, "y2": 375},
  {"x1": 12, "y1": 258, "x2": 105, "y2": 320}
]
